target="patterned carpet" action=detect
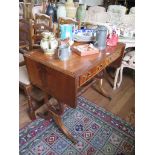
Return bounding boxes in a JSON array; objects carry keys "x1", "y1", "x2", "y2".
[{"x1": 19, "y1": 97, "x2": 135, "y2": 155}]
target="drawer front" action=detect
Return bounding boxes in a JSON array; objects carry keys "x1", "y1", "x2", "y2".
[
  {"x1": 79, "y1": 51, "x2": 121, "y2": 86},
  {"x1": 105, "y1": 51, "x2": 121, "y2": 66},
  {"x1": 79, "y1": 61, "x2": 107, "y2": 86}
]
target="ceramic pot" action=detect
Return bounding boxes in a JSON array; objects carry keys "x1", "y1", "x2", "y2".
[
  {"x1": 58, "y1": 44, "x2": 71, "y2": 61},
  {"x1": 52, "y1": 3, "x2": 57, "y2": 22},
  {"x1": 76, "y1": 4, "x2": 86, "y2": 22},
  {"x1": 40, "y1": 32, "x2": 58, "y2": 55},
  {"x1": 74, "y1": 2, "x2": 79, "y2": 9},
  {"x1": 65, "y1": 0, "x2": 76, "y2": 18},
  {"x1": 57, "y1": 4, "x2": 66, "y2": 20},
  {"x1": 60, "y1": 24, "x2": 73, "y2": 41},
  {"x1": 46, "y1": 2, "x2": 57, "y2": 22}
]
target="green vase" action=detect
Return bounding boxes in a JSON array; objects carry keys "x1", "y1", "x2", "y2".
[{"x1": 76, "y1": 4, "x2": 86, "y2": 22}]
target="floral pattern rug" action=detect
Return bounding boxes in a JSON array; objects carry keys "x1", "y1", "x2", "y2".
[{"x1": 19, "y1": 96, "x2": 135, "y2": 155}]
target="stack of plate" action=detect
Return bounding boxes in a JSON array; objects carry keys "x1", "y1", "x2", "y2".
[{"x1": 73, "y1": 29, "x2": 95, "y2": 42}]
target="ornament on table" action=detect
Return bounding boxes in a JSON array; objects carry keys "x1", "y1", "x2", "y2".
[
  {"x1": 65, "y1": 0, "x2": 77, "y2": 18},
  {"x1": 106, "y1": 30, "x2": 118, "y2": 46},
  {"x1": 76, "y1": 4, "x2": 86, "y2": 22},
  {"x1": 46, "y1": 0, "x2": 57, "y2": 22}
]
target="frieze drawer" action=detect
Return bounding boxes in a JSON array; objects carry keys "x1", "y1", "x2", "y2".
[
  {"x1": 79, "y1": 51, "x2": 121, "y2": 87},
  {"x1": 79, "y1": 61, "x2": 107, "y2": 86},
  {"x1": 106, "y1": 51, "x2": 121, "y2": 65}
]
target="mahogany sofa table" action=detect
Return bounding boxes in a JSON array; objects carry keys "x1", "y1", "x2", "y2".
[{"x1": 24, "y1": 42, "x2": 125, "y2": 144}]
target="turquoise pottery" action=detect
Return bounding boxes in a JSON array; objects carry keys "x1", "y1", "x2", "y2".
[{"x1": 60, "y1": 24, "x2": 73, "y2": 40}]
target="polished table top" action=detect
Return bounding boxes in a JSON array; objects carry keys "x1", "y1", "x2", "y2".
[{"x1": 25, "y1": 42, "x2": 125, "y2": 78}]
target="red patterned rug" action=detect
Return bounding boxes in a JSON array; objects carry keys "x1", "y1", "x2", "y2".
[{"x1": 19, "y1": 96, "x2": 135, "y2": 155}]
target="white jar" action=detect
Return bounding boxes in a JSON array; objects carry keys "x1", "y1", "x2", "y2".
[{"x1": 57, "y1": 4, "x2": 66, "y2": 20}]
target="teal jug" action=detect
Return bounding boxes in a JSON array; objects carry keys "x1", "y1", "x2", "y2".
[{"x1": 60, "y1": 24, "x2": 73, "y2": 41}]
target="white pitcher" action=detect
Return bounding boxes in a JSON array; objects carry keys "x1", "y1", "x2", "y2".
[{"x1": 40, "y1": 32, "x2": 58, "y2": 55}]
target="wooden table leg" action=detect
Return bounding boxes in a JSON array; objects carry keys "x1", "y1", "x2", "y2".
[
  {"x1": 37, "y1": 94, "x2": 78, "y2": 144},
  {"x1": 94, "y1": 71, "x2": 112, "y2": 101},
  {"x1": 98, "y1": 79, "x2": 112, "y2": 101},
  {"x1": 24, "y1": 85, "x2": 36, "y2": 120},
  {"x1": 48, "y1": 108, "x2": 78, "y2": 144}
]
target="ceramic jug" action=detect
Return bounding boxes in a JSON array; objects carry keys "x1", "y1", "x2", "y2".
[
  {"x1": 40, "y1": 32, "x2": 58, "y2": 55},
  {"x1": 57, "y1": 4, "x2": 66, "y2": 20},
  {"x1": 46, "y1": 1, "x2": 57, "y2": 22},
  {"x1": 60, "y1": 24, "x2": 73, "y2": 41},
  {"x1": 65, "y1": 0, "x2": 76, "y2": 18},
  {"x1": 58, "y1": 44, "x2": 71, "y2": 61},
  {"x1": 53, "y1": 2, "x2": 57, "y2": 22},
  {"x1": 76, "y1": 4, "x2": 86, "y2": 22},
  {"x1": 94, "y1": 25, "x2": 108, "y2": 50}
]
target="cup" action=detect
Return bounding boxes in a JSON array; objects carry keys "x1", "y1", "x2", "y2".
[{"x1": 58, "y1": 44, "x2": 71, "y2": 61}]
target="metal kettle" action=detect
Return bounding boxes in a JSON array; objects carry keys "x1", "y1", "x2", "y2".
[{"x1": 94, "y1": 25, "x2": 107, "y2": 51}]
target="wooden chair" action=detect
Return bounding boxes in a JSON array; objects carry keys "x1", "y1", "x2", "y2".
[
  {"x1": 19, "y1": 18, "x2": 44, "y2": 120},
  {"x1": 29, "y1": 13, "x2": 53, "y2": 50},
  {"x1": 113, "y1": 14, "x2": 135, "y2": 89},
  {"x1": 19, "y1": 53, "x2": 25, "y2": 66},
  {"x1": 19, "y1": 19, "x2": 31, "y2": 52},
  {"x1": 35, "y1": 13, "x2": 52, "y2": 28},
  {"x1": 19, "y1": 65, "x2": 36, "y2": 120},
  {"x1": 19, "y1": 53, "x2": 45, "y2": 120},
  {"x1": 32, "y1": 5, "x2": 44, "y2": 19},
  {"x1": 19, "y1": 19, "x2": 35, "y2": 119},
  {"x1": 113, "y1": 50, "x2": 135, "y2": 89},
  {"x1": 19, "y1": 10, "x2": 57, "y2": 122},
  {"x1": 19, "y1": 2, "x2": 33, "y2": 20},
  {"x1": 57, "y1": 17, "x2": 81, "y2": 38}
]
